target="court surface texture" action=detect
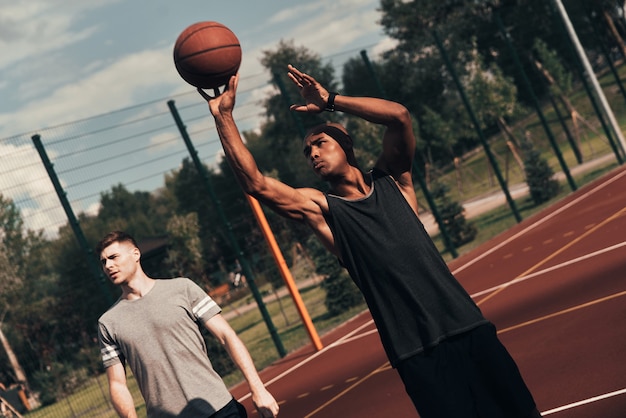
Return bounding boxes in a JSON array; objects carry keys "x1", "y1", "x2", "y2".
[{"x1": 230, "y1": 165, "x2": 626, "y2": 417}]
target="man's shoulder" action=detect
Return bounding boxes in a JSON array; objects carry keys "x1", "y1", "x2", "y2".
[
  {"x1": 153, "y1": 276, "x2": 195, "y2": 289},
  {"x1": 98, "y1": 298, "x2": 124, "y2": 325},
  {"x1": 295, "y1": 187, "x2": 328, "y2": 214}
]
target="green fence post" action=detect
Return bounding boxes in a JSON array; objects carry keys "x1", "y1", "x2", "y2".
[
  {"x1": 167, "y1": 100, "x2": 286, "y2": 358},
  {"x1": 433, "y1": 30, "x2": 523, "y2": 223},
  {"x1": 495, "y1": 13, "x2": 577, "y2": 192},
  {"x1": 31, "y1": 134, "x2": 114, "y2": 305}
]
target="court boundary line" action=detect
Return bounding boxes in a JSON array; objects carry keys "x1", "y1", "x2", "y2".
[
  {"x1": 451, "y1": 168, "x2": 626, "y2": 276},
  {"x1": 237, "y1": 317, "x2": 375, "y2": 402},
  {"x1": 541, "y1": 388, "x2": 626, "y2": 415},
  {"x1": 470, "y1": 241, "x2": 626, "y2": 298},
  {"x1": 303, "y1": 361, "x2": 390, "y2": 418},
  {"x1": 497, "y1": 290, "x2": 626, "y2": 334},
  {"x1": 476, "y1": 205, "x2": 626, "y2": 306}
]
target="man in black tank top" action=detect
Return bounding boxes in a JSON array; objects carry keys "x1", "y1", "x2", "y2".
[{"x1": 199, "y1": 65, "x2": 542, "y2": 418}]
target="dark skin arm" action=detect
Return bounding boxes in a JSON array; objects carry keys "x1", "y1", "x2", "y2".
[
  {"x1": 287, "y1": 65, "x2": 418, "y2": 213},
  {"x1": 198, "y1": 65, "x2": 418, "y2": 256},
  {"x1": 198, "y1": 75, "x2": 336, "y2": 254}
]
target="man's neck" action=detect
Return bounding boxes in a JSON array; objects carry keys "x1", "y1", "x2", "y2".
[
  {"x1": 328, "y1": 168, "x2": 371, "y2": 198},
  {"x1": 121, "y1": 274, "x2": 155, "y2": 301}
]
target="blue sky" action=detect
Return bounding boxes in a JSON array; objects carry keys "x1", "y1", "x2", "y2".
[
  {"x1": 0, "y1": 0, "x2": 395, "y2": 236},
  {"x1": 0, "y1": 0, "x2": 393, "y2": 138}
]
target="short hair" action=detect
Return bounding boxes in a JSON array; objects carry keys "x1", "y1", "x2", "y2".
[{"x1": 95, "y1": 231, "x2": 139, "y2": 255}]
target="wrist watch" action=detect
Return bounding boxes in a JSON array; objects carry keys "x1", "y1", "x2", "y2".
[{"x1": 325, "y1": 92, "x2": 338, "y2": 112}]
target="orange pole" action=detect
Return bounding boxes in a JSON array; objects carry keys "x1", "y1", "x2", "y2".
[{"x1": 245, "y1": 194, "x2": 323, "y2": 351}]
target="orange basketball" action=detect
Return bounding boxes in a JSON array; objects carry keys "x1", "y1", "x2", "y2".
[{"x1": 173, "y1": 21, "x2": 242, "y2": 89}]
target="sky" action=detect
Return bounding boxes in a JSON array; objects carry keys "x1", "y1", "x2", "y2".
[
  {"x1": 0, "y1": 0, "x2": 394, "y2": 139},
  {"x1": 0, "y1": 0, "x2": 396, "y2": 236}
]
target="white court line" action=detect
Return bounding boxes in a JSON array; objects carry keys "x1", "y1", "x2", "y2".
[
  {"x1": 470, "y1": 241, "x2": 626, "y2": 298},
  {"x1": 451, "y1": 168, "x2": 626, "y2": 276},
  {"x1": 237, "y1": 315, "x2": 375, "y2": 402},
  {"x1": 541, "y1": 388, "x2": 626, "y2": 415}
]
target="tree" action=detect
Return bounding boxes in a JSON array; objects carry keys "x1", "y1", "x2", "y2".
[
  {"x1": 256, "y1": 40, "x2": 337, "y2": 188},
  {"x1": 596, "y1": 0, "x2": 626, "y2": 58},
  {"x1": 305, "y1": 236, "x2": 362, "y2": 317},
  {"x1": 464, "y1": 47, "x2": 526, "y2": 176},
  {"x1": 165, "y1": 158, "x2": 232, "y2": 279},
  {"x1": 164, "y1": 212, "x2": 206, "y2": 283},
  {"x1": 430, "y1": 181, "x2": 477, "y2": 248},
  {"x1": 0, "y1": 194, "x2": 45, "y2": 408},
  {"x1": 531, "y1": 38, "x2": 585, "y2": 163},
  {"x1": 98, "y1": 183, "x2": 171, "y2": 237},
  {"x1": 521, "y1": 136, "x2": 560, "y2": 205}
]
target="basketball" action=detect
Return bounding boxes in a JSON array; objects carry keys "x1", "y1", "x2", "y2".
[{"x1": 173, "y1": 21, "x2": 242, "y2": 89}]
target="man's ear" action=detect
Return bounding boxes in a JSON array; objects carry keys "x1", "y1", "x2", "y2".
[{"x1": 132, "y1": 247, "x2": 141, "y2": 262}]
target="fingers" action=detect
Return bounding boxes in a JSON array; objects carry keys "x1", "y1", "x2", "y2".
[
  {"x1": 289, "y1": 104, "x2": 307, "y2": 113},
  {"x1": 287, "y1": 64, "x2": 314, "y2": 88},
  {"x1": 227, "y1": 73, "x2": 239, "y2": 92},
  {"x1": 197, "y1": 87, "x2": 214, "y2": 101},
  {"x1": 256, "y1": 405, "x2": 279, "y2": 418},
  {"x1": 196, "y1": 74, "x2": 239, "y2": 101}
]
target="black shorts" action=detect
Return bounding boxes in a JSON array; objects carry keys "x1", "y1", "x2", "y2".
[
  {"x1": 397, "y1": 323, "x2": 537, "y2": 418},
  {"x1": 210, "y1": 398, "x2": 247, "y2": 418}
]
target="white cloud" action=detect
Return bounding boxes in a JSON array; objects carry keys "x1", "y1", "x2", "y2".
[
  {"x1": 0, "y1": 141, "x2": 66, "y2": 236},
  {"x1": 0, "y1": 46, "x2": 179, "y2": 137},
  {"x1": 148, "y1": 131, "x2": 180, "y2": 154},
  {"x1": 0, "y1": 0, "x2": 121, "y2": 70}
]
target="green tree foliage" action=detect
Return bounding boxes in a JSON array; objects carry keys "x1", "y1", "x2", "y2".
[
  {"x1": 256, "y1": 40, "x2": 337, "y2": 188},
  {"x1": 464, "y1": 49, "x2": 521, "y2": 129},
  {"x1": 532, "y1": 38, "x2": 574, "y2": 96},
  {"x1": 305, "y1": 236, "x2": 362, "y2": 317},
  {"x1": 420, "y1": 106, "x2": 464, "y2": 166},
  {"x1": 98, "y1": 183, "x2": 171, "y2": 237},
  {"x1": 165, "y1": 158, "x2": 232, "y2": 278},
  {"x1": 430, "y1": 181, "x2": 477, "y2": 247},
  {"x1": 164, "y1": 212, "x2": 206, "y2": 282},
  {"x1": 0, "y1": 194, "x2": 57, "y2": 406},
  {"x1": 521, "y1": 138, "x2": 560, "y2": 205}
]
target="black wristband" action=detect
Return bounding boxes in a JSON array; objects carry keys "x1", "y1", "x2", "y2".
[{"x1": 325, "y1": 92, "x2": 338, "y2": 112}]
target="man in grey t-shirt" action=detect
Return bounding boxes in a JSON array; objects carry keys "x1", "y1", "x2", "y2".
[{"x1": 96, "y1": 231, "x2": 279, "y2": 418}]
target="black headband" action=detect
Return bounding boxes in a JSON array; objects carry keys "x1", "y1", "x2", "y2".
[{"x1": 310, "y1": 125, "x2": 353, "y2": 151}]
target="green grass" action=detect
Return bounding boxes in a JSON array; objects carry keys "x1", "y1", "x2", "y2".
[
  {"x1": 434, "y1": 157, "x2": 620, "y2": 261},
  {"x1": 25, "y1": 373, "x2": 144, "y2": 418}
]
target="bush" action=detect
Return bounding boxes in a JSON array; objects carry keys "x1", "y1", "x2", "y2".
[
  {"x1": 305, "y1": 236, "x2": 362, "y2": 317},
  {"x1": 31, "y1": 362, "x2": 89, "y2": 406},
  {"x1": 521, "y1": 139, "x2": 560, "y2": 205},
  {"x1": 202, "y1": 331, "x2": 237, "y2": 377},
  {"x1": 431, "y1": 182, "x2": 477, "y2": 247}
]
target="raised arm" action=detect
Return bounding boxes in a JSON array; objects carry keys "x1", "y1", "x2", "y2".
[
  {"x1": 198, "y1": 76, "x2": 336, "y2": 254},
  {"x1": 204, "y1": 314, "x2": 279, "y2": 418},
  {"x1": 287, "y1": 64, "x2": 416, "y2": 185},
  {"x1": 198, "y1": 76, "x2": 327, "y2": 221}
]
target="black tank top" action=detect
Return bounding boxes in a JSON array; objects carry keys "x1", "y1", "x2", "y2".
[{"x1": 325, "y1": 168, "x2": 488, "y2": 366}]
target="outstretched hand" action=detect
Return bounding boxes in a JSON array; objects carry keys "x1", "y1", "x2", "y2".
[
  {"x1": 287, "y1": 64, "x2": 329, "y2": 113},
  {"x1": 197, "y1": 73, "x2": 239, "y2": 117}
]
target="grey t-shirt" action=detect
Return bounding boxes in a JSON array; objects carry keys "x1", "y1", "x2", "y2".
[{"x1": 98, "y1": 277, "x2": 233, "y2": 417}]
